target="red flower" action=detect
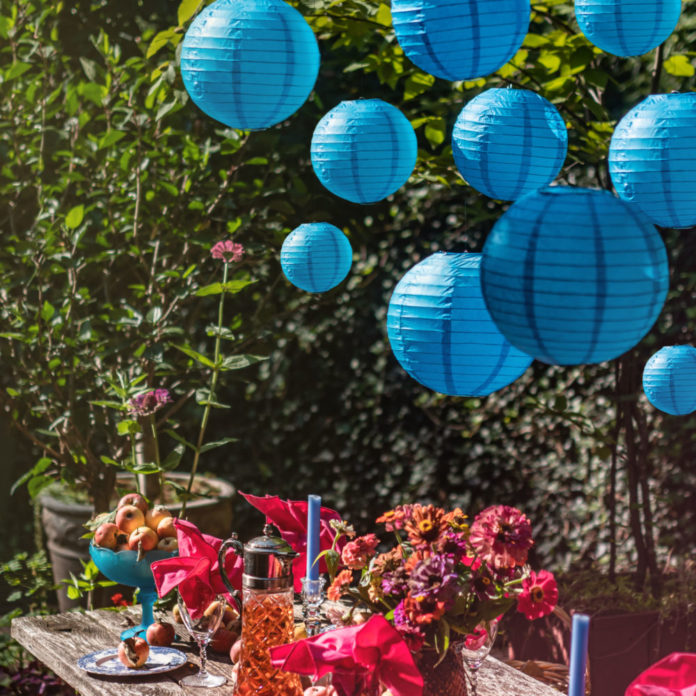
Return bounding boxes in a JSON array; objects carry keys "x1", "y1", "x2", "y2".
[
  {"x1": 341, "y1": 534, "x2": 379, "y2": 570},
  {"x1": 468, "y1": 505, "x2": 534, "y2": 569},
  {"x1": 376, "y1": 505, "x2": 412, "y2": 532},
  {"x1": 327, "y1": 569, "x2": 354, "y2": 602},
  {"x1": 111, "y1": 593, "x2": 130, "y2": 607},
  {"x1": 516, "y1": 570, "x2": 558, "y2": 620}
]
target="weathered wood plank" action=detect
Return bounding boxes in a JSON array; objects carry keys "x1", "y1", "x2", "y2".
[{"x1": 12, "y1": 608, "x2": 561, "y2": 695}]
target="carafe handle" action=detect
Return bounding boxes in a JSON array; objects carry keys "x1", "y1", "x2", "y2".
[{"x1": 217, "y1": 534, "x2": 244, "y2": 614}]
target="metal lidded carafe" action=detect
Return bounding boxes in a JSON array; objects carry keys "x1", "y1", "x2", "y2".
[{"x1": 218, "y1": 524, "x2": 303, "y2": 696}]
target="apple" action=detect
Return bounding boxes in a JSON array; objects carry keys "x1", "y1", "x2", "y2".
[
  {"x1": 117, "y1": 493, "x2": 148, "y2": 514},
  {"x1": 128, "y1": 526, "x2": 158, "y2": 553},
  {"x1": 157, "y1": 537, "x2": 178, "y2": 552},
  {"x1": 117, "y1": 637, "x2": 149, "y2": 669},
  {"x1": 115, "y1": 505, "x2": 145, "y2": 535},
  {"x1": 209, "y1": 627, "x2": 237, "y2": 654},
  {"x1": 94, "y1": 523, "x2": 120, "y2": 549},
  {"x1": 229, "y1": 638, "x2": 242, "y2": 664},
  {"x1": 172, "y1": 604, "x2": 183, "y2": 624},
  {"x1": 156, "y1": 516, "x2": 176, "y2": 539},
  {"x1": 146, "y1": 621, "x2": 175, "y2": 647},
  {"x1": 205, "y1": 600, "x2": 238, "y2": 629},
  {"x1": 145, "y1": 505, "x2": 171, "y2": 531}
]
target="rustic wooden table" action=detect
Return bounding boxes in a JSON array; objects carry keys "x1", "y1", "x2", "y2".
[{"x1": 11, "y1": 607, "x2": 561, "y2": 695}]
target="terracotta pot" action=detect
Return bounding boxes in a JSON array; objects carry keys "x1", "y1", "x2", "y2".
[
  {"x1": 40, "y1": 472, "x2": 235, "y2": 611},
  {"x1": 417, "y1": 647, "x2": 468, "y2": 696}
]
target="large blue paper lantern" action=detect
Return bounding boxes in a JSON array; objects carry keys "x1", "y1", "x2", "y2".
[
  {"x1": 481, "y1": 186, "x2": 669, "y2": 366},
  {"x1": 180, "y1": 0, "x2": 320, "y2": 130},
  {"x1": 311, "y1": 100, "x2": 418, "y2": 204},
  {"x1": 280, "y1": 223, "x2": 352, "y2": 293},
  {"x1": 643, "y1": 346, "x2": 696, "y2": 416},
  {"x1": 387, "y1": 253, "x2": 533, "y2": 397},
  {"x1": 575, "y1": 0, "x2": 681, "y2": 57},
  {"x1": 391, "y1": 0, "x2": 530, "y2": 81},
  {"x1": 609, "y1": 93, "x2": 696, "y2": 229},
  {"x1": 452, "y1": 88, "x2": 567, "y2": 201}
]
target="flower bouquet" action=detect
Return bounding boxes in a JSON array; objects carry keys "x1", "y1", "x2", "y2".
[{"x1": 323, "y1": 503, "x2": 558, "y2": 696}]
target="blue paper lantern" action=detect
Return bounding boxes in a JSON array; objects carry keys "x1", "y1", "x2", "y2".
[
  {"x1": 643, "y1": 346, "x2": 696, "y2": 416},
  {"x1": 180, "y1": 0, "x2": 320, "y2": 130},
  {"x1": 391, "y1": 0, "x2": 530, "y2": 81},
  {"x1": 311, "y1": 99, "x2": 418, "y2": 204},
  {"x1": 575, "y1": 0, "x2": 681, "y2": 57},
  {"x1": 609, "y1": 93, "x2": 696, "y2": 229},
  {"x1": 452, "y1": 88, "x2": 567, "y2": 201},
  {"x1": 480, "y1": 186, "x2": 669, "y2": 366},
  {"x1": 386, "y1": 253, "x2": 533, "y2": 396},
  {"x1": 280, "y1": 223, "x2": 353, "y2": 293}
]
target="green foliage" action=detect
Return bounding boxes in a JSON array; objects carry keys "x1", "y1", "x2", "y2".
[
  {"x1": 61, "y1": 560, "x2": 115, "y2": 609},
  {"x1": 1, "y1": 551, "x2": 55, "y2": 611},
  {"x1": 2, "y1": 0, "x2": 696, "y2": 589}
]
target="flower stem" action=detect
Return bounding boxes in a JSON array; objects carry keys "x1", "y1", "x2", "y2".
[
  {"x1": 180, "y1": 263, "x2": 228, "y2": 518},
  {"x1": 149, "y1": 415, "x2": 164, "y2": 492},
  {"x1": 130, "y1": 432, "x2": 141, "y2": 495}
]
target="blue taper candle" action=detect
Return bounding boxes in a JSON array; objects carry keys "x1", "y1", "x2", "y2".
[
  {"x1": 306, "y1": 495, "x2": 321, "y2": 581},
  {"x1": 568, "y1": 613, "x2": 590, "y2": 696}
]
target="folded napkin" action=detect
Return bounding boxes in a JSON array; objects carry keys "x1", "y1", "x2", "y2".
[
  {"x1": 625, "y1": 653, "x2": 696, "y2": 696},
  {"x1": 270, "y1": 614, "x2": 424, "y2": 696},
  {"x1": 241, "y1": 492, "x2": 344, "y2": 591},
  {"x1": 151, "y1": 519, "x2": 243, "y2": 618}
]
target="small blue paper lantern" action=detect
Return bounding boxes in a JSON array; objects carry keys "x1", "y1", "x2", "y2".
[
  {"x1": 280, "y1": 223, "x2": 352, "y2": 293},
  {"x1": 610, "y1": 93, "x2": 696, "y2": 229},
  {"x1": 387, "y1": 253, "x2": 533, "y2": 397},
  {"x1": 452, "y1": 88, "x2": 567, "y2": 201},
  {"x1": 311, "y1": 100, "x2": 418, "y2": 204},
  {"x1": 391, "y1": 0, "x2": 530, "y2": 81},
  {"x1": 481, "y1": 186, "x2": 669, "y2": 366},
  {"x1": 643, "y1": 346, "x2": 696, "y2": 416},
  {"x1": 575, "y1": 0, "x2": 681, "y2": 57},
  {"x1": 180, "y1": 0, "x2": 320, "y2": 130}
]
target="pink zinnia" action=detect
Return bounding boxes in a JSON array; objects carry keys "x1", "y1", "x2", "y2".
[
  {"x1": 516, "y1": 570, "x2": 558, "y2": 620},
  {"x1": 341, "y1": 533, "x2": 379, "y2": 570},
  {"x1": 211, "y1": 239, "x2": 244, "y2": 263},
  {"x1": 468, "y1": 505, "x2": 533, "y2": 569}
]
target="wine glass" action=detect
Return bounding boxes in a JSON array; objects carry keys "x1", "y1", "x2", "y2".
[
  {"x1": 458, "y1": 620, "x2": 498, "y2": 696},
  {"x1": 177, "y1": 592, "x2": 227, "y2": 688}
]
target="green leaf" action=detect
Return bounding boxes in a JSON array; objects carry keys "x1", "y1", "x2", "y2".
[
  {"x1": 11, "y1": 457, "x2": 52, "y2": 495},
  {"x1": 99, "y1": 130, "x2": 126, "y2": 149},
  {"x1": 664, "y1": 55, "x2": 695, "y2": 77},
  {"x1": 172, "y1": 343, "x2": 216, "y2": 368},
  {"x1": 41, "y1": 301, "x2": 55, "y2": 322},
  {"x1": 164, "y1": 429, "x2": 196, "y2": 451},
  {"x1": 65, "y1": 204, "x2": 85, "y2": 229},
  {"x1": 199, "y1": 437, "x2": 237, "y2": 454},
  {"x1": 117, "y1": 419, "x2": 140, "y2": 436},
  {"x1": 6, "y1": 62, "x2": 31, "y2": 81},
  {"x1": 404, "y1": 72, "x2": 435, "y2": 101},
  {"x1": 147, "y1": 28, "x2": 177, "y2": 59},
  {"x1": 221, "y1": 354, "x2": 267, "y2": 370},
  {"x1": 425, "y1": 118, "x2": 446, "y2": 147},
  {"x1": 161, "y1": 444, "x2": 185, "y2": 471},
  {"x1": 195, "y1": 279, "x2": 255, "y2": 297},
  {"x1": 27, "y1": 475, "x2": 53, "y2": 499},
  {"x1": 375, "y1": 3, "x2": 392, "y2": 26},
  {"x1": 178, "y1": 0, "x2": 202, "y2": 26}
]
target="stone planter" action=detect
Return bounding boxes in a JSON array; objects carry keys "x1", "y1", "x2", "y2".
[{"x1": 40, "y1": 472, "x2": 235, "y2": 611}]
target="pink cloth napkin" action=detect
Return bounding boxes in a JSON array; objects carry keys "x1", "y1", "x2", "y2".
[
  {"x1": 270, "y1": 614, "x2": 424, "y2": 696},
  {"x1": 625, "y1": 653, "x2": 696, "y2": 696},
  {"x1": 240, "y1": 492, "x2": 344, "y2": 591},
  {"x1": 150, "y1": 519, "x2": 243, "y2": 618}
]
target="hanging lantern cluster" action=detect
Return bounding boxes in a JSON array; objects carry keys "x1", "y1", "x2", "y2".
[
  {"x1": 452, "y1": 88, "x2": 567, "y2": 201},
  {"x1": 480, "y1": 187, "x2": 669, "y2": 366},
  {"x1": 180, "y1": 0, "x2": 320, "y2": 130},
  {"x1": 391, "y1": 0, "x2": 530, "y2": 81},
  {"x1": 575, "y1": 0, "x2": 681, "y2": 57},
  {"x1": 280, "y1": 223, "x2": 353, "y2": 293},
  {"x1": 310, "y1": 99, "x2": 418, "y2": 204},
  {"x1": 387, "y1": 253, "x2": 533, "y2": 397},
  {"x1": 610, "y1": 93, "x2": 696, "y2": 229},
  {"x1": 643, "y1": 346, "x2": 696, "y2": 416}
]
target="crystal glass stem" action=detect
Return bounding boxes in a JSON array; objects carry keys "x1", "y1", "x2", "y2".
[{"x1": 301, "y1": 576, "x2": 326, "y2": 637}]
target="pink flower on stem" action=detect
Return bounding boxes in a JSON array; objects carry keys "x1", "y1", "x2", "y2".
[
  {"x1": 128, "y1": 389, "x2": 172, "y2": 416},
  {"x1": 341, "y1": 534, "x2": 379, "y2": 570},
  {"x1": 211, "y1": 240, "x2": 244, "y2": 263},
  {"x1": 516, "y1": 569, "x2": 558, "y2": 620},
  {"x1": 468, "y1": 505, "x2": 534, "y2": 569}
]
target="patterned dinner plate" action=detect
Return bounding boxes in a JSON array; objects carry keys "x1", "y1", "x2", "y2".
[{"x1": 77, "y1": 646, "x2": 187, "y2": 676}]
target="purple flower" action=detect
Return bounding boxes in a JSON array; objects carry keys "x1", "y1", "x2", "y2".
[
  {"x1": 437, "y1": 529, "x2": 469, "y2": 558},
  {"x1": 408, "y1": 554, "x2": 460, "y2": 607},
  {"x1": 393, "y1": 600, "x2": 426, "y2": 652},
  {"x1": 128, "y1": 389, "x2": 172, "y2": 416},
  {"x1": 211, "y1": 240, "x2": 244, "y2": 263},
  {"x1": 381, "y1": 566, "x2": 409, "y2": 598}
]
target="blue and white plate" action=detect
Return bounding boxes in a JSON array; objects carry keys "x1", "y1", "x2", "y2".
[{"x1": 77, "y1": 646, "x2": 187, "y2": 676}]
